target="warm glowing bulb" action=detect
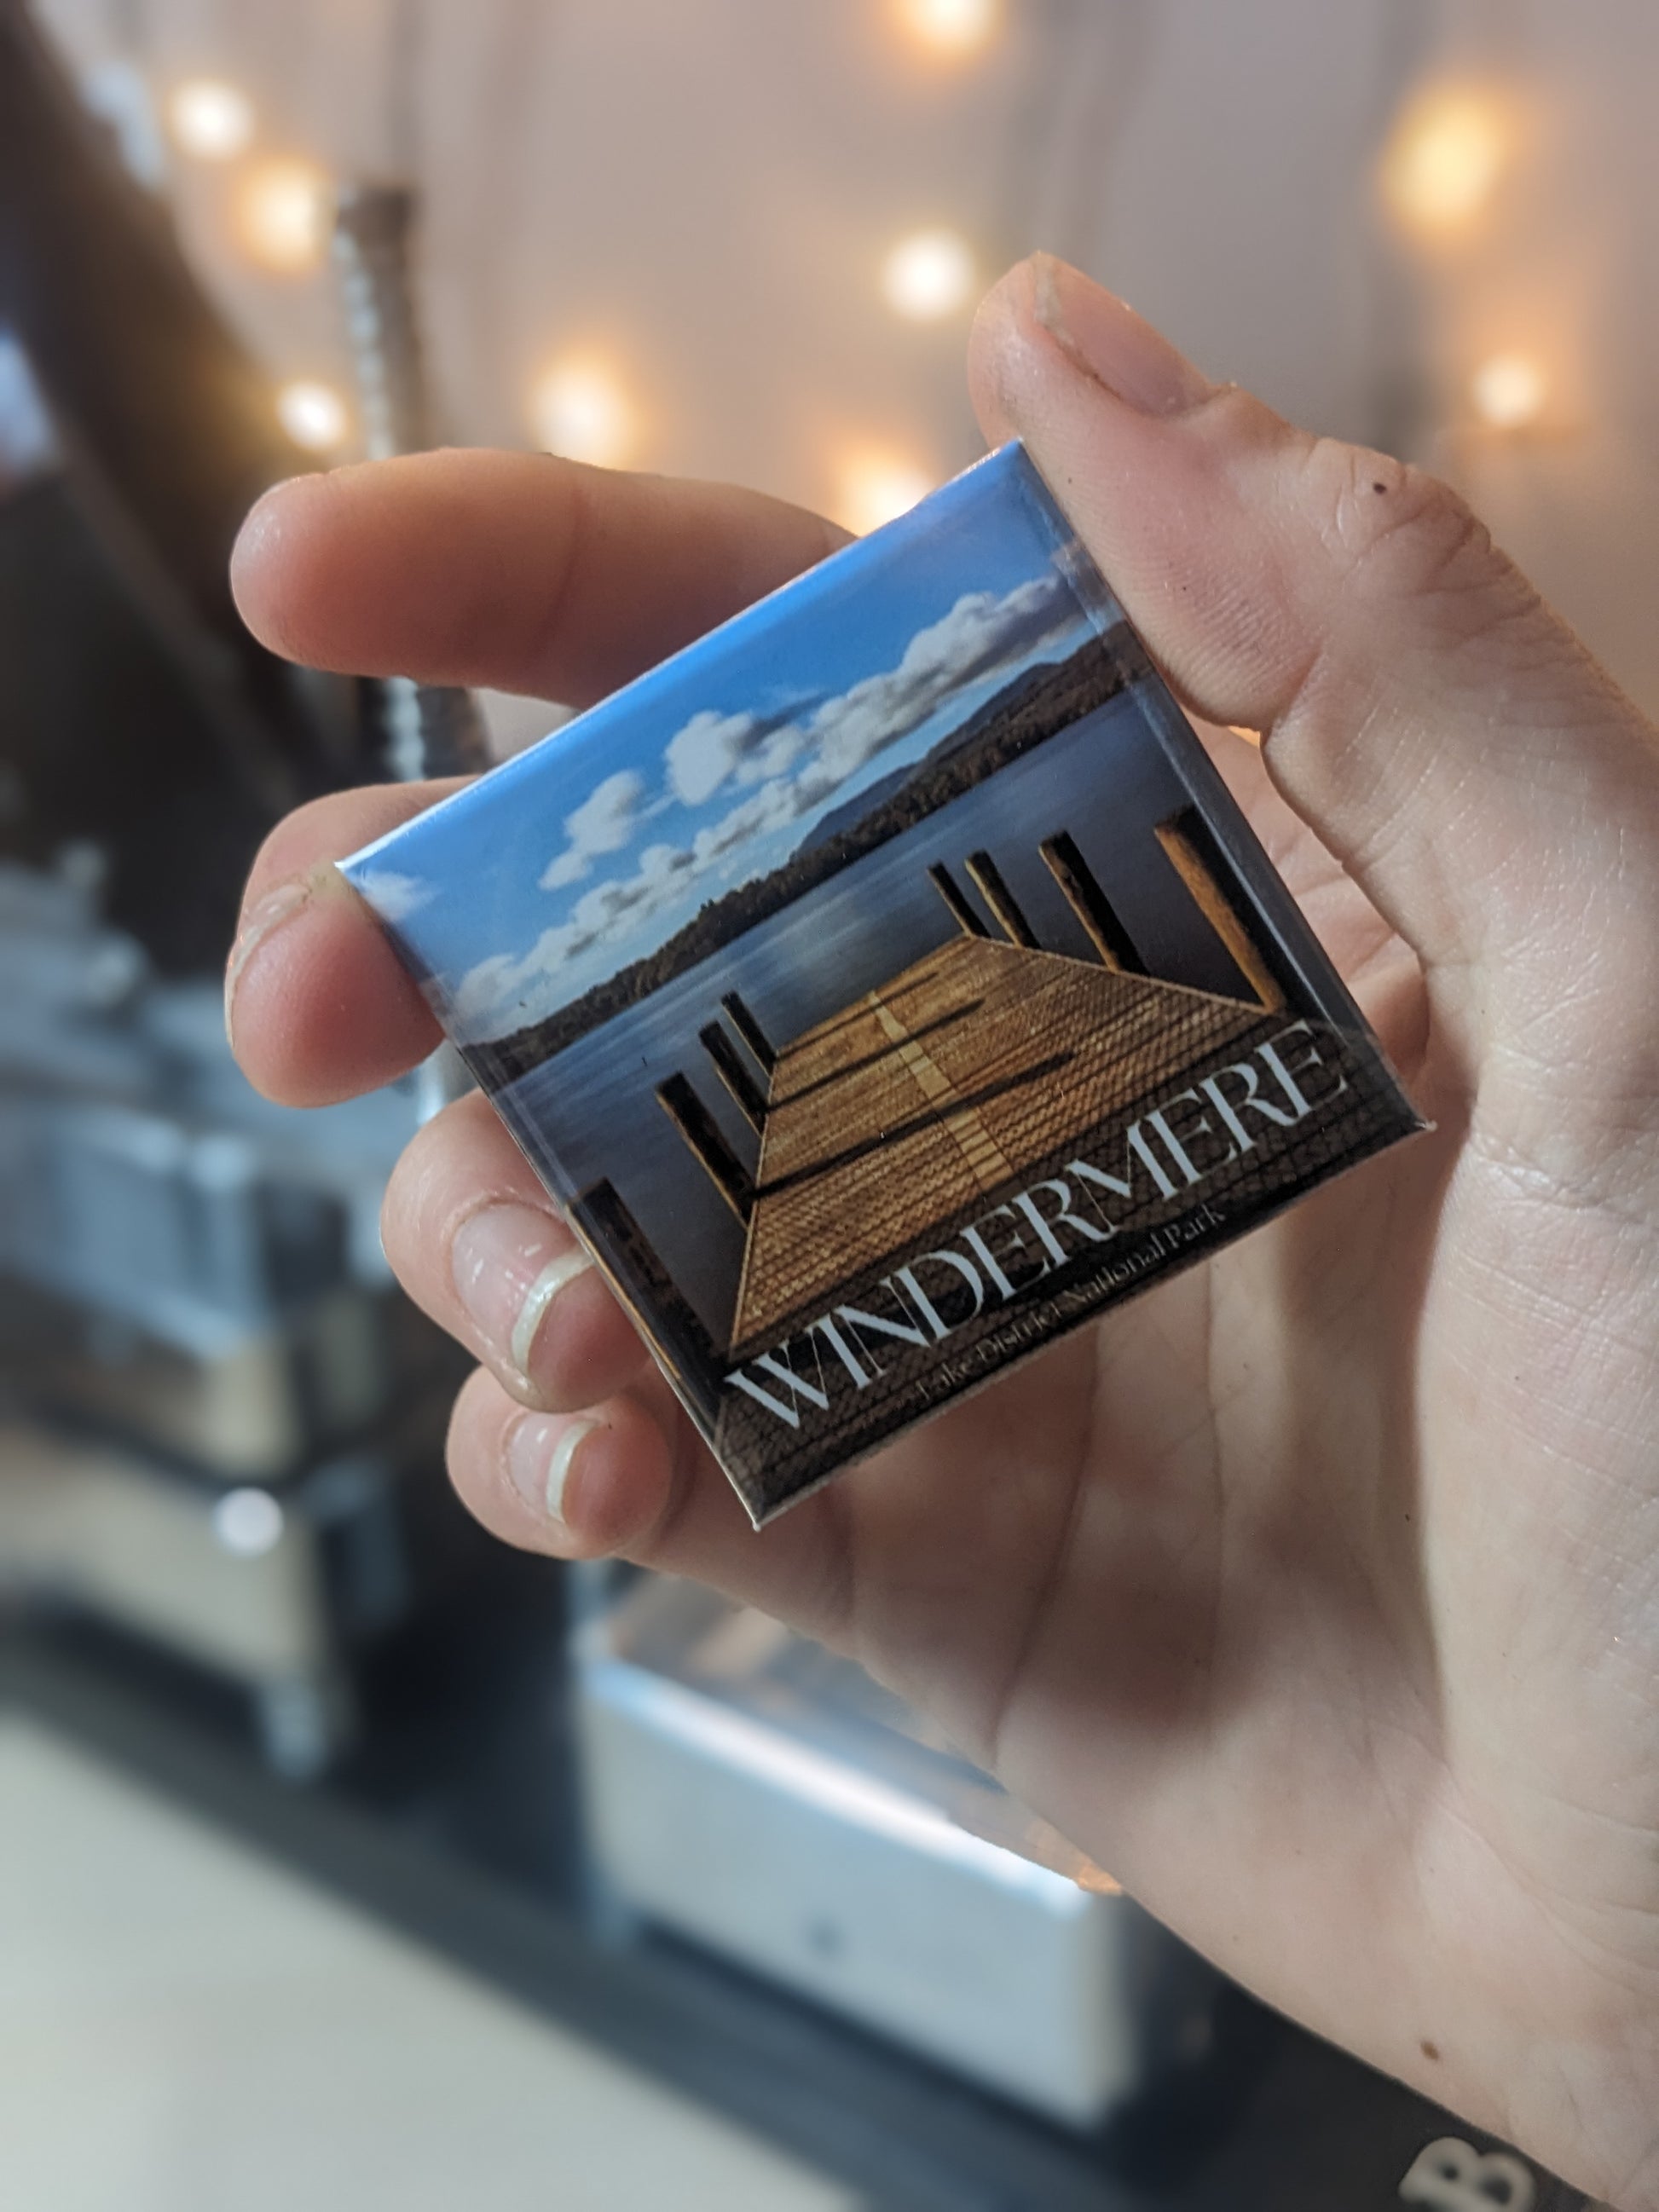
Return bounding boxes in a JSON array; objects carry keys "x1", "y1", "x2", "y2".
[
  {"x1": 234, "y1": 158, "x2": 331, "y2": 274},
  {"x1": 882, "y1": 228, "x2": 978, "y2": 322},
  {"x1": 167, "y1": 78, "x2": 255, "y2": 160},
  {"x1": 1471, "y1": 353, "x2": 1547, "y2": 430},
  {"x1": 1383, "y1": 88, "x2": 1511, "y2": 238},
  {"x1": 895, "y1": 0, "x2": 1000, "y2": 59},
  {"x1": 834, "y1": 448, "x2": 936, "y2": 536},
  {"x1": 276, "y1": 378, "x2": 350, "y2": 453},
  {"x1": 530, "y1": 358, "x2": 638, "y2": 468}
]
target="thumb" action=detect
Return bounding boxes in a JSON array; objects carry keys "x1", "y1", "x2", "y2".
[{"x1": 969, "y1": 255, "x2": 1659, "y2": 1074}]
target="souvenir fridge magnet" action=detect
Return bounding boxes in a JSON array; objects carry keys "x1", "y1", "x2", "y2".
[{"x1": 342, "y1": 444, "x2": 1424, "y2": 1523}]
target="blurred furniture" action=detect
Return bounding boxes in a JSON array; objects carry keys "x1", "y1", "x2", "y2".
[
  {"x1": 0, "y1": 852, "x2": 475, "y2": 1774},
  {"x1": 576, "y1": 1574, "x2": 1218, "y2": 2127}
]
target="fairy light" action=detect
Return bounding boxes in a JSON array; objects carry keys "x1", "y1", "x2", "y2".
[
  {"x1": 882, "y1": 228, "x2": 978, "y2": 322},
  {"x1": 233, "y1": 158, "x2": 332, "y2": 274},
  {"x1": 167, "y1": 78, "x2": 255, "y2": 161},
  {"x1": 1382, "y1": 86, "x2": 1512, "y2": 240},
  {"x1": 894, "y1": 0, "x2": 1000, "y2": 61},
  {"x1": 1471, "y1": 352, "x2": 1547, "y2": 430},
  {"x1": 834, "y1": 447, "x2": 936, "y2": 536},
  {"x1": 530, "y1": 357, "x2": 639, "y2": 468},
  {"x1": 276, "y1": 379, "x2": 350, "y2": 453}
]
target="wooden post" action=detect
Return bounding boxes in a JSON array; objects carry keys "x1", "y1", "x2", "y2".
[
  {"x1": 1039, "y1": 832, "x2": 1146, "y2": 973},
  {"x1": 928, "y1": 861, "x2": 988, "y2": 938},
  {"x1": 656, "y1": 1072, "x2": 755, "y2": 1225},
  {"x1": 965, "y1": 851, "x2": 1039, "y2": 949},
  {"x1": 1154, "y1": 808, "x2": 1286, "y2": 1012},
  {"x1": 699, "y1": 1020, "x2": 768, "y2": 1133},
  {"x1": 720, "y1": 990, "x2": 777, "y2": 1077},
  {"x1": 570, "y1": 1180, "x2": 726, "y2": 1411}
]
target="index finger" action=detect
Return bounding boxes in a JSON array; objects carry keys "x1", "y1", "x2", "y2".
[
  {"x1": 227, "y1": 459, "x2": 848, "y2": 1106},
  {"x1": 231, "y1": 448, "x2": 849, "y2": 705}
]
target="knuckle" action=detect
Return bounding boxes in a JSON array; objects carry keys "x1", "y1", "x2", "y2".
[{"x1": 1302, "y1": 439, "x2": 1535, "y2": 635}]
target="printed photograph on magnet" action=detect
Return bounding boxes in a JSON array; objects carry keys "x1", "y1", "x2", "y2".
[{"x1": 343, "y1": 444, "x2": 1423, "y2": 1523}]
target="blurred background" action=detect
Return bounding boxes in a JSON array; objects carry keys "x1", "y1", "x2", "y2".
[{"x1": 0, "y1": 2, "x2": 1649, "y2": 2208}]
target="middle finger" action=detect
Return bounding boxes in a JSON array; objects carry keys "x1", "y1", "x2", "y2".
[{"x1": 383, "y1": 1089, "x2": 651, "y2": 1412}]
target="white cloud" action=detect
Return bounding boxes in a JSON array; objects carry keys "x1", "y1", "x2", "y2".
[
  {"x1": 807, "y1": 578, "x2": 1070, "y2": 788},
  {"x1": 691, "y1": 777, "x2": 805, "y2": 870},
  {"x1": 665, "y1": 707, "x2": 808, "y2": 806},
  {"x1": 352, "y1": 869, "x2": 434, "y2": 924},
  {"x1": 454, "y1": 573, "x2": 1085, "y2": 1037},
  {"x1": 665, "y1": 711, "x2": 758, "y2": 807},
  {"x1": 538, "y1": 768, "x2": 646, "y2": 889},
  {"x1": 450, "y1": 934, "x2": 567, "y2": 1037},
  {"x1": 656, "y1": 576, "x2": 1073, "y2": 823},
  {"x1": 743, "y1": 725, "x2": 806, "y2": 786},
  {"x1": 450, "y1": 846, "x2": 703, "y2": 1037}
]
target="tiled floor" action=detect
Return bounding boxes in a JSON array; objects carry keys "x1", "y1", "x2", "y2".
[{"x1": 0, "y1": 1717, "x2": 860, "y2": 2212}]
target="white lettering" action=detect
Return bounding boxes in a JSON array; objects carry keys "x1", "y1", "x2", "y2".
[
  {"x1": 962, "y1": 1207, "x2": 1044, "y2": 1302},
  {"x1": 1145, "y1": 1093, "x2": 1217, "y2": 1186},
  {"x1": 725, "y1": 1343, "x2": 832, "y2": 1429},
  {"x1": 835, "y1": 1294, "x2": 931, "y2": 1371},
  {"x1": 1070, "y1": 1118, "x2": 1181, "y2": 1214},
  {"x1": 892, "y1": 1254, "x2": 985, "y2": 1338},
  {"x1": 811, "y1": 1313, "x2": 873, "y2": 1389},
  {"x1": 1011, "y1": 1178, "x2": 1113, "y2": 1268},
  {"x1": 1261, "y1": 1019, "x2": 1344, "y2": 1120},
  {"x1": 1398, "y1": 2137, "x2": 1535, "y2": 2212}
]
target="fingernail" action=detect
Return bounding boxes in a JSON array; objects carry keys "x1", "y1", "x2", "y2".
[
  {"x1": 223, "y1": 875, "x2": 310, "y2": 1047},
  {"x1": 506, "y1": 1412, "x2": 599, "y2": 1523},
  {"x1": 1030, "y1": 252, "x2": 1214, "y2": 417},
  {"x1": 451, "y1": 1201, "x2": 594, "y2": 1383}
]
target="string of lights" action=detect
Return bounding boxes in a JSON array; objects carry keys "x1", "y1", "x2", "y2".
[
  {"x1": 74, "y1": 0, "x2": 1009, "y2": 515},
  {"x1": 832, "y1": 0, "x2": 1006, "y2": 529},
  {"x1": 1376, "y1": 3, "x2": 1556, "y2": 453},
  {"x1": 70, "y1": 1, "x2": 1576, "y2": 523}
]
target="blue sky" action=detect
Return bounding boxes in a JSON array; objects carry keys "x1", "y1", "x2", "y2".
[{"x1": 344, "y1": 447, "x2": 1107, "y2": 1042}]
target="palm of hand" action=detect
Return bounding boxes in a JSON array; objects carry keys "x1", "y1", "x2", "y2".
[
  {"x1": 847, "y1": 759, "x2": 1659, "y2": 2171},
  {"x1": 224, "y1": 260, "x2": 1659, "y2": 2201}
]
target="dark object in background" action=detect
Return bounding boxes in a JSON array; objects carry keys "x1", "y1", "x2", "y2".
[
  {"x1": 0, "y1": 8, "x2": 486, "y2": 1776},
  {"x1": 332, "y1": 181, "x2": 490, "y2": 782},
  {"x1": 0, "y1": 0, "x2": 374, "y2": 970}
]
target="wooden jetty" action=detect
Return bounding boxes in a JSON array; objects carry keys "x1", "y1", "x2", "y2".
[
  {"x1": 727, "y1": 938, "x2": 1269, "y2": 1352},
  {"x1": 638, "y1": 813, "x2": 1298, "y2": 1358}
]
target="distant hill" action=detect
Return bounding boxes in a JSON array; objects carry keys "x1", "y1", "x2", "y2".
[
  {"x1": 476, "y1": 626, "x2": 1140, "y2": 1083},
  {"x1": 795, "y1": 648, "x2": 1090, "y2": 858}
]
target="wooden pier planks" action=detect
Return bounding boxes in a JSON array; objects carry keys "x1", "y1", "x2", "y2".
[{"x1": 731, "y1": 937, "x2": 1268, "y2": 1352}]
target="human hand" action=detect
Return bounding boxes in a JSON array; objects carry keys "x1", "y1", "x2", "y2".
[{"x1": 225, "y1": 256, "x2": 1659, "y2": 2204}]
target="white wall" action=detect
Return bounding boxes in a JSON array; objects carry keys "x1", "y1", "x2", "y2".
[{"x1": 35, "y1": 0, "x2": 1659, "y2": 712}]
